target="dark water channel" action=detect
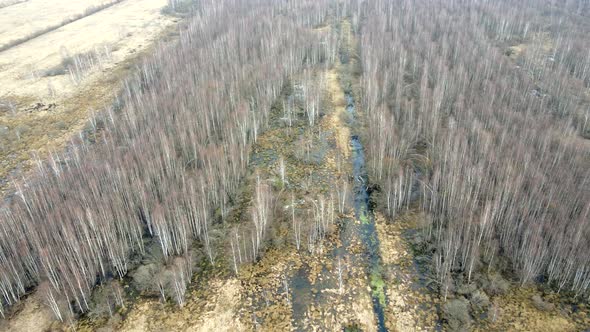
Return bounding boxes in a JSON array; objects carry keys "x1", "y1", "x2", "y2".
[
  {"x1": 347, "y1": 94, "x2": 388, "y2": 332},
  {"x1": 288, "y1": 90, "x2": 388, "y2": 331}
]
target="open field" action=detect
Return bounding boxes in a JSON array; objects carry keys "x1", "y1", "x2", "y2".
[
  {"x1": 0, "y1": 0, "x2": 117, "y2": 50},
  {"x1": 0, "y1": 0, "x2": 179, "y2": 192}
]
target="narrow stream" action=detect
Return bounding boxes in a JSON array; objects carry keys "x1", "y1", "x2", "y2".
[{"x1": 347, "y1": 94, "x2": 388, "y2": 332}]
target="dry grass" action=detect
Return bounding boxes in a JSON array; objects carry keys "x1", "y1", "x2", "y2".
[
  {"x1": 505, "y1": 31, "x2": 554, "y2": 59},
  {"x1": 326, "y1": 68, "x2": 351, "y2": 158},
  {"x1": 117, "y1": 278, "x2": 245, "y2": 332},
  {"x1": 506, "y1": 44, "x2": 526, "y2": 59},
  {"x1": 479, "y1": 287, "x2": 583, "y2": 332},
  {"x1": 375, "y1": 212, "x2": 440, "y2": 332}
]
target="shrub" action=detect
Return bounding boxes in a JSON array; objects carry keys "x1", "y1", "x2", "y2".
[
  {"x1": 14, "y1": 124, "x2": 30, "y2": 139},
  {"x1": 443, "y1": 298, "x2": 472, "y2": 332},
  {"x1": 344, "y1": 323, "x2": 362, "y2": 332},
  {"x1": 268, "y1": 221, "x2": 288, "y2": 249},
  {"x1": 456, "y1": 282, "x2": 477, "y2": 296},
  {"x1": 88, "y1": 281, "x2": 124, "y2": 319},
  {"x1": 131, "y1": 263, "x2": 162, "y2": 295},
  {"x1": 484, "y1": 273, "x2": 510, "y2": 296},
  {"x1": 42, "y1": 66, "x2": 67, "y2": 77},
  {"x1": 531, "y1": 294, "x2": 555, "y2": 311},
  {"x1": 470, "y1": 290, "x2": 490, "y2": 314},
  {"x1": 161, "y1": 0, "x2": 196, "y2": 16},
  {"x1": 41, "y1": 55, "x2": 74, "y2": 77}
]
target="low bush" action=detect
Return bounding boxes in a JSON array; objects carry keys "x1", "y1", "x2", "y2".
[
  {"x1": 443, "y1": 298, "x2": 472, "y2": 332},
  {"x1": 470, "y1": 290, "x2": 490, "y2": 314},
  {"x1": 131, "y1": 263, "x2": 162, "y2": 296},
  {"x1": 484, "y1": 273, "x2": 510, "y2": 296},
  {"x1": 161, "y1": 0, "x2": 196, "y2": 16},
  {"x1": 87, "y1": 281, "x2": 124, "y2": 319},
  {"x1": 531, "y1": 294, "x2": 555, "y2": 311}
]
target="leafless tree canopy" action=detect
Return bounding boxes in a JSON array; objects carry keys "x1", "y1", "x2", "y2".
[{"x1": 361, "y1": 0, "x2": 589, "y2": 299}]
